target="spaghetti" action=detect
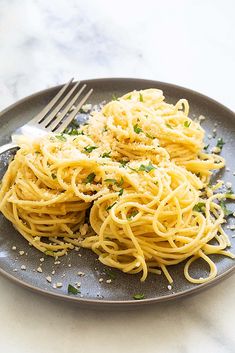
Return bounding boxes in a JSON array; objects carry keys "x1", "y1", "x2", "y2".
[{"x1": 0, "y1": 88, "x2": 234, "y2": 283}]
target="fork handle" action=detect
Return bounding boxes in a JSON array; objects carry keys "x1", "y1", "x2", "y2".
[{"x1": 0, "y1": 142, "x2": 18, "y2": 154}]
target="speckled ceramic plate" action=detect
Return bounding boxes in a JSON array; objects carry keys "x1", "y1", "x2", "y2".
[{"x1": 0, "y1": 78, "x2": 234, "y2": 308}]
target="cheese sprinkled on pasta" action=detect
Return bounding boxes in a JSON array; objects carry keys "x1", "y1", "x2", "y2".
[{"x1": 0, "y1": 89, "x2": 234, "y2": 283}]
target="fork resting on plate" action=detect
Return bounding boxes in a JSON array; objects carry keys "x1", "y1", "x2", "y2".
[{"x1": 0, "y1": 79, "x2": 93, "y2": 154}]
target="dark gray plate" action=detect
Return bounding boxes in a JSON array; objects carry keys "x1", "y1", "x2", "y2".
[{"x1": 0, "y1": 78, "x2": 234, "y2": 309}]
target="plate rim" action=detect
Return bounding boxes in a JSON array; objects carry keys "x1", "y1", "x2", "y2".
[
  {"x1": 0, "y1": 259, "x2": 234, "y2": 308},
  {"x1": 0, "y1": 77, "x2": 234, "y2": 118},
  {"x1": 0, "y1": 77, "x2": 234, "y2": 307}
]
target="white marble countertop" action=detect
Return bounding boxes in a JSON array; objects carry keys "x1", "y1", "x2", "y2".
[{"x1": 0, "y1": 0, "x2": 234, "y2": 352}]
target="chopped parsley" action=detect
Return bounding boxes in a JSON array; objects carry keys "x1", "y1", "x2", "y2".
[
  {"x1": 112, "y1": 94, "x2": 118, "y2": 101},
  {"x1": 216, "y1": 138, "x2": 225, "y2": 150},
  {"x1": 106, "y1": 202, "x2": 117, "y2": 211},
  {"x1": 138, "y1": 161, "x2": 156, "y2": 173},
  {"x1": 75, "y1": 130, "x2": 84, "y2": 135},
  {"x1": 68, "y1": 284, "x2": 80, "y2": 295},
  {"x1": 184, "y1": 121, "x2": 191, "y2": 128},
  {"x1": 84, "y1": 173, "x2": 96, "y2": 184},
  {"x1": 118, "y1": 188, "x2": 124, "y2": 196},
  {"x1": 51, "y1": 173, "x2": 57, "y2": 179},
  {"x1": 133, "y1": 124, "x2": 143, "y2": 134},
  {"x1": 139, "y1": 93, "x2": 144, "y2": 102},
  {"x1": 119, "y1": 160, "x2": 128, "y2": 167},
  {"x1": 104, "y1": 268, "x2": 116, "y2": 280},
  {"x1": 65, "y1": 128, "x2": 84, "y2": 136},
  {"x1": 55, "y1": 134, "x2": 67, "y2": 142},
  {"x1": 35, "y1": 151, "x2": 40, "y2": 155},
  {"x1": 105, "y1": 178, "x2": 117, "y2": 184},
  {"x1": 193, "y1": 202, "x2": 205, "y2": 212},
  {"x1": 102, "y1": 151, "x2": 112, "y2": 158},
  {"x1": 118, "y1": 177, "x2": 124, "y2": 186},
  {"x1": 166, "y1": 123, "x2": 172, "y2": 129},
  {"x1": 203, "y1": 144, "x2": 210, "y2": 151},
  {"x1": 84, "y1": 145, "x2": 97, "y2": 153},
  {"x1": 220, "y1": 200, "x2": 233, "y2": 217},
  {"x1": 126, "y1": 95, "x2": 132, "y2": 100},
  {"x1": 127, "y1": 210, "x2": 139, "y2": 220},
  {"x1": 105, "y1": 177, "x2": 124, "y2": 187},
  {"x1": 133, "y1": 293, "x2": 145, "y2": 300}
]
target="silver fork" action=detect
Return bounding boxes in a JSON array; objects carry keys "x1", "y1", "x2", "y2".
[{"x1": 0, "y1": 78, "x2": 93, "y2": 154}]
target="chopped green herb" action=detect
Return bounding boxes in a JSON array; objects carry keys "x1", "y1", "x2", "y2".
[
  {"x1": 118, "y1": 177, "x2": 124, "y2": 187},
  {"x1": 76, "y1": 130, "x2": 85, "y2": 136},
  {"x1": 146, "y1": 133, "x2": 155, "y2": 139},
  {"x1": 127, "y1": 210, "x2": 139, "y2": 220},
  {"x1": 44, "y1": 250, "x2": 55, "y2": 256},
  {"x1": 35, "y1": 151, "x2": 40, "y2": 155},
  {"x1": 119, "y1": 160, "x2": 128, "y2": 167},
  {"x1": 203, "y1": 144, "x2": 210, "y2": 151},
  {"x1": 184, "y1": 121, "x2": 191, "y2": 128},
  {"x1": 105, "y1": 177, "x2": 124, "y2": 187},
  {"x1": 207, "y1": 182, "x2": 213, "y2": 189},
  {"x1": 51, "y1": 173, "x2": 57, "y2": 179},
  {"x1": 84, "y1": 173, "x2": 96, "y2": 184},
  {"x1": 102, "y1": 151, "x2": 112, "y2": 158},
  {"x1": 112, "y1": 94, "x2": 118, "y2": 101},
  {"x1": 133, "y1": 293, "x2": 145, "y2": 300},
  {"x1": 68, "y1": 284, "x2": 80, "y2": 295},
  {"x1": 118, "y1": 188, "x2": 124, "y2": 196},
  {"x1": 138, "y1": 162, "x2": 156, "y2": 173},
  {"x1": 220, "y1": 200, "x2": 233, "y2": 217},
  {"x1": 126, "y1": 95, "x2": 132, "y2": 100},
  {"x1": 104, "y1": 268, "x2": 116, "y2": 280},
  {"x1": 84, "y1": 145, "x2": 97, "y2": 153},
  {"x1": 66, "y1": 128, "x2": 84, "y2": 136},
  {"x1": 193, "y1": 202, "x2": 205, "y2": 212},
  {"x1": 106, "y1": 202, "x2": 117, "y2": 211},
  {"x1": 216, "y1": 138, "x2": 225, "y2": 150},
  {"x1": 105, "y1": 178, "x2": 117, "y2": 184},
  {"x1": 102, "y1": 126, "x2": 108, "y2": 133},
  {"x1": 139, "y1": 93, "x2": 144, "y2": 102},
  {"x1": 55, "y1": 134, "x2": 67, "y2": 142},
  {"x1": 166, "y1": 123, "x2": 172, "y2": 129},
  {"x1": 133, "y1": 124, "x2": 143, "y2": 134}
]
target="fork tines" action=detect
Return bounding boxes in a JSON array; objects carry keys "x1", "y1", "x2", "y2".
[{"x1": 31, "y1": 78, "x2": 93, "y2": 134}]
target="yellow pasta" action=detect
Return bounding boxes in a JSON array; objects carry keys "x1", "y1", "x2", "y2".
[{"x1": 0, "y1": 89, "x2": 234, "y2": 284}]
